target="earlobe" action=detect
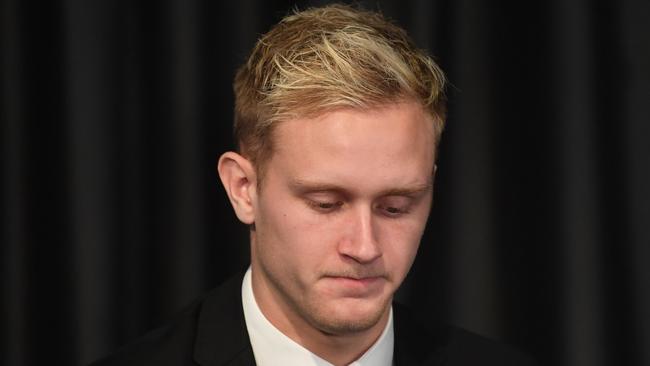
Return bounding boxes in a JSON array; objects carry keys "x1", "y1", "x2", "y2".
[{"x1": 217, "y1": 152, "x2": 257, "y2": 225}]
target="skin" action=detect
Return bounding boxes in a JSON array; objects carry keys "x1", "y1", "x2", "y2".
[{"x1": 218, "y1": 101, "x2": 437, "y2": 365}]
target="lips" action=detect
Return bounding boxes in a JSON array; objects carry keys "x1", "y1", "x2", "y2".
[
  {"x1": 332, "y1": 276, "x2": 381, "y2": 285},
  {"x1": 323, "y1": 275, "x2": 385, "y2": 295}
]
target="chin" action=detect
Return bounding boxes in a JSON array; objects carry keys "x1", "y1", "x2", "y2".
[{"x1": 307, "y1": 297, "x2": 390, "y2": 335}]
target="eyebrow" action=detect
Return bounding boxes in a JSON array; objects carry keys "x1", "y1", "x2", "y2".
[
  {"x1": 287, "y1": 178, "x2": 433, "y2": 197},
  {"x1": 379, "y1": 184, "x2": 433, "y2": 197}
]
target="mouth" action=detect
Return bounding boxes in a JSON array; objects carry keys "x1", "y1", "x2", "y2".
[{"x1": 322, "y1": 275, "x2": 386, "y2": 295}]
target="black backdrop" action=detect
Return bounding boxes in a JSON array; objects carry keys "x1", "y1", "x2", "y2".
[{"x1": 2, "y1": 0, "x2": 649, "y2": 365}]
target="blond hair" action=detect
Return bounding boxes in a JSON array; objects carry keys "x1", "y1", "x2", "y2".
[{"x1": 233, "y1": 4, "x2": 446, "y2": 173}]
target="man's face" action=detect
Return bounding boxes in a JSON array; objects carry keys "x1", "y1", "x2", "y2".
[{"x1": 250, "y1": 101, "x2": 436, "y2": 336}]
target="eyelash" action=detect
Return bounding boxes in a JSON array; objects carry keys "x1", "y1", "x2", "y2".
[
  {"x1": 307, "y1": 200, "x2": 410, "y2": 217},
  {"x1": 308, "y1": 200, "x2": 344, "y2": 212},
  {"x1": 379, "y1": 205, "x2": 410, "y2": 216}
]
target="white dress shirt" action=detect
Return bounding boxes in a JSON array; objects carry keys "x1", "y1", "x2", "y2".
[{"x1": 241, "y1": 267, "x2": 394, "y2": 366}]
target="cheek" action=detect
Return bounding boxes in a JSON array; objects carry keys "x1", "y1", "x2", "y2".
[
  {"x1": 256, "y1": 196, "x2": 331, "y2": 261},
  {"x1": 378, "y1": 219, "x2": 426, "y2": 271}
]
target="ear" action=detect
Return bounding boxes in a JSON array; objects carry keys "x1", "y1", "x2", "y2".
[{"x1": 217, "y1": 152, "x2": 257, "y2": 225}]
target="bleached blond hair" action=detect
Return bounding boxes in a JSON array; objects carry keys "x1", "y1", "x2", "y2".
[{"x1": 233, "y1": 4, "x2": 447, "y2": 174}]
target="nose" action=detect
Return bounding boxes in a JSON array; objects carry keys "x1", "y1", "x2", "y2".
[{"x1": 337, "y1": 205, "x2": 382, "y2": 264}]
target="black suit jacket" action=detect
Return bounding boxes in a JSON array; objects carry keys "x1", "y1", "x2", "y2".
[{"x1": 90, "y1": 274, "x2": 538, "y2": 366}]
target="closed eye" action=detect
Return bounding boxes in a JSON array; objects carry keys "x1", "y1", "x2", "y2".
[
  {"x1": 308, "y1": 200, "x2": 344, "y2": 213},
  {"x1": 375, "y1": 195, "x2": 413, "y2": 217},
  {"x1": 376, "y1": 204, "x2": 410, "y2": 217}
]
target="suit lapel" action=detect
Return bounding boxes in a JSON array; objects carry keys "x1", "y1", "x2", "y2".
[{"x1": 193, "y1": 273, "x2": 256, "y2": 366}]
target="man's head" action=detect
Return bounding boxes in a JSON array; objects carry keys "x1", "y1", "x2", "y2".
[{"x1": 219, "y1": 3, "x2": 446, "y2": 343}]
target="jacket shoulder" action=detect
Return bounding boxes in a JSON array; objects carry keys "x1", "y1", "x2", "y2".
[
  {"x1": 392, "y1": 303, "x2": 539, "y2": 366},
  {"x1": 88, "y1": 273, "x2": 252, "y2": 366},
  {"x1": 89, "y1": 299, "x2": 203, "y2": 366},
  {"x1": 443, "y1": 326, "x2": 539, "y2": 366}
]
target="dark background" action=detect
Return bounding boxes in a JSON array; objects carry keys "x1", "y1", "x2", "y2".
[{"x1": 2, "y1": 0, "x2": 649, "y2": 365}]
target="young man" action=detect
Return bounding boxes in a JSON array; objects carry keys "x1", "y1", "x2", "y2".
[{"x1": 92, "y1": 4, "x2": 536, "y2": 366}]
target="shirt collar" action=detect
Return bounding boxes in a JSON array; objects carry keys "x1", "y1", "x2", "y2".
[{"x1": 241, "y1": 267, "x2": 394, "y2": 366}]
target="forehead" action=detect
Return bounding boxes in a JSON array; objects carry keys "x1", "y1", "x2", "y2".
[{"x1": 267, "y1": 102, "x2": 436, "y2": 192}]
